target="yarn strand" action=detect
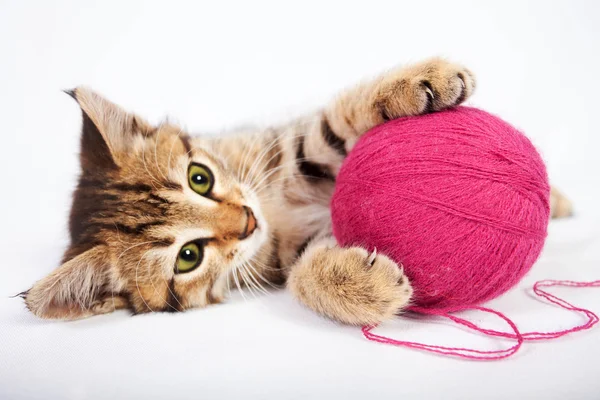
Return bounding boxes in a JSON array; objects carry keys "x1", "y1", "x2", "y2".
[
  {"x1": 363, "y1": 280, "x2": 599, "y2": 360},
  {"x1": 363, "y1": 306, "x2": 523, "y2": 360}
]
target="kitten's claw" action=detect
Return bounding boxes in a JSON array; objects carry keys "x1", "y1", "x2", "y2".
[
  {"x1": 288, "y1": 244, "x2": 412, "y2": 326},
  {"x1": 367, "y1": 247, "x2": 378, "y2": 267},
  {"x1": 374, "y1": 58, "x2": 476, "y2": 119}
]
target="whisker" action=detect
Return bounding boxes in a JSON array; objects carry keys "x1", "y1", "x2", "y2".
[
  {"x1": 244, "y1": 125, "x2": 319, "y2": 188},
  {"x1": 140, "y1": 140, "x2": 164, "y2": 190},
  {"x1": 243, "y1": 129, "x2": 288, "y2": 187},
  {"x1": 239, "y1": 117, "x2": 318, "y2": 186},
  {"x1": 150, "y1": 275, "x2": 180, "y2": 313},
  {"x1": 226, "y1": 268, "x2": 232, "y2": 296},
  {"x1": 162, "y1": 274, "x2": 184, "y2": 312},
  {"x1": 113, "y1": 222, "x2": 134, "y2": 245},
  {"x1": 154, "y1": 123, "x2": 169, "y2": 181},
  {"x1": 113, "y1": 239, "x2": 161, "y2": 311},
  {"x1": 247, "y1": 139, "x2": 333, "y2": 193},
  {"x1": 240, "y1": 262, "x2": 267, "y2": 295},
  {"x1": 252, "y1": 163, "x2": 332, "y2": 196},
  {"x1": 135, "y1": 249, "x2": 158, "y2": 313},
  {"x1": 167, "y1": 126, "x2": 186, "y2": 176},
  {"x1": 247, "y1": 259, "x2": 283, "y2": 288},
  {"x1": 242, "y1": 262, "x2": 271, "y2": 295},
  {"x1": 238, "y1": 265, "x2": 258, "y2": 299},
  {"x1": 237, "y1": 130, "x2": 265, "y2": 185},
  {"x1": 231, "y1": 265, "x2": 247, "y2": 302}
]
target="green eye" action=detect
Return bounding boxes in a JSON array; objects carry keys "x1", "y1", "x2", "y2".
[
  {"x1": 175, "y1": 242, "x2": 203, "y2": 273},
  {"x1": 188, "y1": 163, "x2": 214, "y2": 196}
]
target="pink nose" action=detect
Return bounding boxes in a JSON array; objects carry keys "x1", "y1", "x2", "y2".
[{"x1": 239, "y1": 206, "x2": 257, "y2": 240}]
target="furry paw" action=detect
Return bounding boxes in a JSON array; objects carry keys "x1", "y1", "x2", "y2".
[
  {"x1": 287, "y1": 239, "x2": 412, "y2": 325},
  {"x1": 550, "y1": 186, "x2": 574, "y2": 218},
  {"x1": 374, "y1": 58, "x2": 476, "y2": 119}
]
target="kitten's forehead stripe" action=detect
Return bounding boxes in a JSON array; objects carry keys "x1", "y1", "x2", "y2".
[
  {"x1": 163, "y1": 181, "x2": 183, "y2": 191},
  {"x1": 111, "y1": 182, "x2": 154, "y2": 192},
  {"x1": 150, "y1": 237, "x2": 175, "y2": 247},
  {"x1": 148, "y1": 193, "x2": 171, "y2": 205}
]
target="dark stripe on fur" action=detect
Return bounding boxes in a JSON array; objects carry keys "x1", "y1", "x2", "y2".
[
  {"x1": 269, "y1": 234, "x2": 285, "y2": 286},
  {"x1": 163, "y1": 181, "x2": 182, "y2": 190},
  {"x1": 152, "y1": 237, "x2": 175, "y2": 247},
  {"x1": 118, "y1": 221, "x2": 165, "y2": 235},
  {"x1": 321, "y1": 116, "x2": 347, "y2": 157},
  {"x1": 421, "y1": 80, "x2": 436, "y2": 114},
  {"x1": 455, "y1": 73, "x2": 467, "y2": 105},
  {"x1": 119, "y1": 290, "x2": 138, "y2": 315},
  {"x1": 97, "y1": 193, "x2": 120, "y2": 202},
  {"x1": 78, "y1": 178, "x2": 106, "y2": 190},
  {"x1": 265, "y1": 133, "x2": 283, "y2": 172},
  {"x1": 375, "y1": 99, "x2": 392, "y2": 122},
  {"x1": 147, "y1": 193, "x2": 171, "y2": 205},
  {"x1": 164, "y1": 279, "x2": 182, "y2": 312},
  {"x1": 90, "y1": 221, "x2": 166, "y2": 236},
  {"x1": 111, "y1": 182, "x2": 154, "y2": 192},
  {"x1": 295, "y1": 233, "x2": 316, "y2": 260},
  {"x1": 295, "y1": 135, "x2": 335, "y2": 182}
]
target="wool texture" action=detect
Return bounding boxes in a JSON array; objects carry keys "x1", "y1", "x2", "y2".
[
  {"x1": 331, "y1": 106, "x2": 550, "y2": 312},
  {"x1": 332, "y1": 107, "x2": 599, "y2": 360}
]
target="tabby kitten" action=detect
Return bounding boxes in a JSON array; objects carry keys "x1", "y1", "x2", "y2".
[{"x1": 22, "y1": 58, "x2": 572, "y2": 324}]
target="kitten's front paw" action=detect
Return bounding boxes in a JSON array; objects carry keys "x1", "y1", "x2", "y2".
[
  {"x1": 375, "y1": 58, "x2": 476, "y2": 119},
  {"x1": 288, "y1": 241, "x2": 412, "y2": 325}
]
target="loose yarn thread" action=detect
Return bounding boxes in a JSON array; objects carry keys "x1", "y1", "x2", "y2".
[
  {"x1": 330, "y1": 107, "x2": 598, "y2": 360},
  {"x1": 363, "y1": 280, "x2": 599, "y2": 360}
]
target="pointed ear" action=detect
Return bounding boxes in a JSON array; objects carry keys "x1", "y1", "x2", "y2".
[
  {"x1": 66, "y1": 87, "x2": 153, "y2": 170},
  {"x1": 24, "y1": 246, "x2": 127, "y2": 320}
]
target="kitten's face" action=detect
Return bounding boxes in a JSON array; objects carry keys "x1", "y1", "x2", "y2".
[{"x1": 24, "y1": 87, "x2": 268, "y2": 319}]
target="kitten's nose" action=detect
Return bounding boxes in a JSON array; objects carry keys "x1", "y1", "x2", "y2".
[{"x1": 239, "y1": 206, "x2": 257, "y2": 240}]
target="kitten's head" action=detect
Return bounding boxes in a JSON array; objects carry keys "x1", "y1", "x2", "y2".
[{"x1": 23, "y1": 88, "x2": 268, "y2": 319}]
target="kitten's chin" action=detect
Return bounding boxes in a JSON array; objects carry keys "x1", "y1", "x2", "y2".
[{"x1": 241, "y1": 223, "x2": 268, "y2": 262}]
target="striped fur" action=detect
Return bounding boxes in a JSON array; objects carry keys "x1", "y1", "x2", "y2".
[{"x1": 24, "y1": 58, "x2": 572, "y2": 324}]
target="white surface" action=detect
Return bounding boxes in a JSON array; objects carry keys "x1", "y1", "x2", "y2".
[{"x1": 1, "y1": 1, "x2": 600, "y2": 399}]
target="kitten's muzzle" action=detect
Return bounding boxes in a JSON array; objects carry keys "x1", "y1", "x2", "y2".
[{"x1": 239, "y1": 206, "x2": 258, "y2": 240}]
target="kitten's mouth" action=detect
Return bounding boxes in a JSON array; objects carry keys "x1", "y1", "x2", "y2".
[{"x1": 238, "y1": 206, "x2": 258, "y2": 240}]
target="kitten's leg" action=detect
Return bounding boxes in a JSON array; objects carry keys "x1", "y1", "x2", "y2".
[
  {"x1": 278, "y1": 59, "x2": 471, "y2": 320},
  {"x1": 287, "y1": 237, "x2": 412, "y2": 325},
  {"x1": 297, "y1": 58, "x2": 475, "y2": 179},
  {"x1": 325, "y1": 58, "x2": 475, "y2": 151}
]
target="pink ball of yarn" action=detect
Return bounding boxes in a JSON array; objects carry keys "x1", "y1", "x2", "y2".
[{"x1": 331, "y1": 107, "x2": 550, "y2": 313}]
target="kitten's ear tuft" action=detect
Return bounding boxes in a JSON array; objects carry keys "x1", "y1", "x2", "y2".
[
  {"x1": 24, "y1": 246, "x2": 125, "y2": 320},
  {"x1": 63, "y1": 88, "x2": 77, "y2": 100},
  {"x1": 66, "y1": 86, "x2": 153, "y2": 170}
]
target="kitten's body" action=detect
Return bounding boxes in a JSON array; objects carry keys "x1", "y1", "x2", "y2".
[{"x1": 23, "y1": 58, "x2": 572, "y2": 324}]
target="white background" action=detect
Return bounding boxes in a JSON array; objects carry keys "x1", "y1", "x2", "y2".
[{"x1": 0, "y1": 1, "x2": 599, "y2": 399}]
